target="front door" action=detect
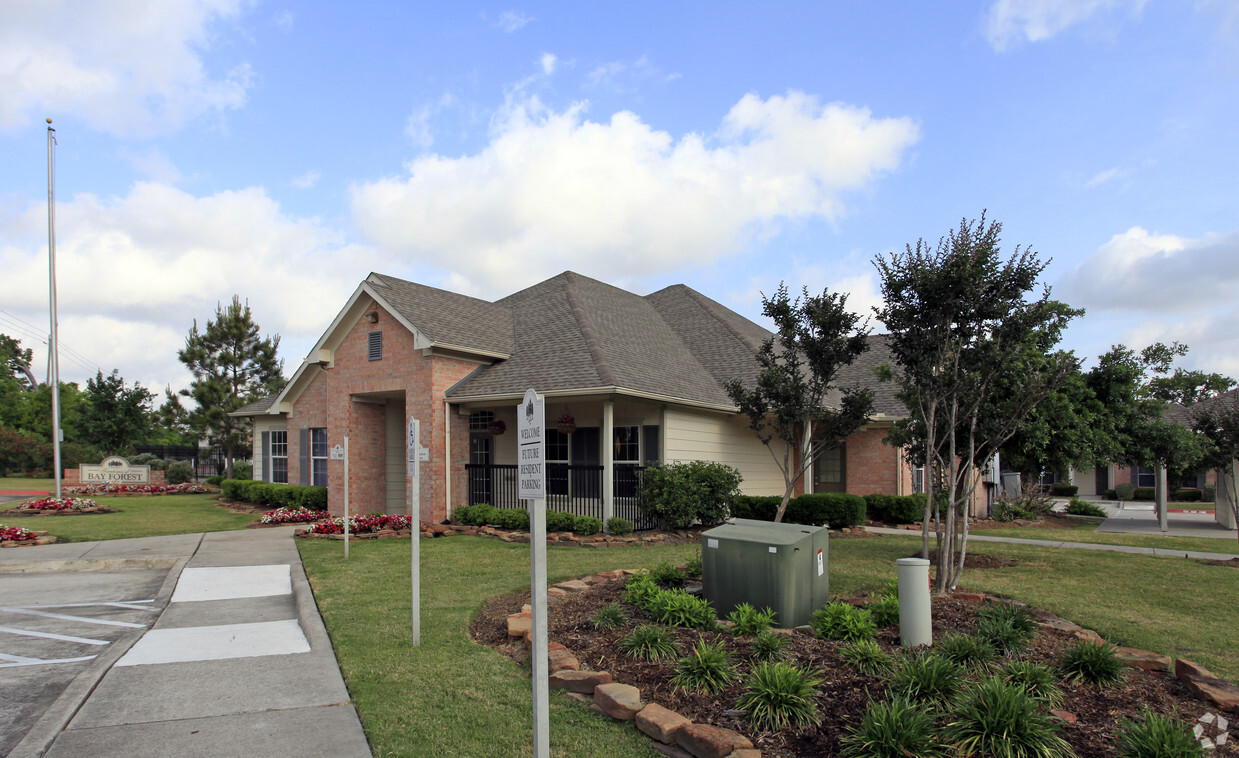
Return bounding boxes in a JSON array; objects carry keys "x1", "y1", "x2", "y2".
[{"x1": 812, "y1": 444, "x2": 846, "y2": 493}]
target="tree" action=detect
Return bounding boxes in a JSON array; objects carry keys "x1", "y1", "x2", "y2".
[
  {"x1": 1147, "y1": 368, "x2": 1235, "y2": 406},
  {"x1": 0, "y1": 334, "x2": 37, "y2": 390},
  {"x1": 77, "y1": 369, "x2": 155, "y2": 455},
  {"x1": 178, "y1": 296, "x2": 285, "y2": 478},
  {"x1": 874, "y1": 214, "x2": 1080, "y2": 593},
  {"x1": 1000, "y1": 361, "x2": 1103, "y2": 489},
  {"x1": 1191, "y1": 390, "x2": 1239, "y2": 553},
  {"x1": 724, "y1": 284, "x2": 874, "y2": 523},
  {"x1": 150, "y1": 385, "x2": 195, "y2": 445}
]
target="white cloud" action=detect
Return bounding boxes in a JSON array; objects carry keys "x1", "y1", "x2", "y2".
[
  {"x1": 404, "y1": 92, "x2": 460, "y2": 149},
  {"x1": 494, "y1": 10, "x2": 532, "y2": 32},
  {"x1": 586, "y1": 55, "x2": 677, "y2": 91},
  {"x1": 351, "y1": 91, "x2": 919, "y2": 297},
  {"x1": 984, "y1": 0, "x2": 1147, "y2": 51},
  {"x1": 540, "y1": 53, "x2": 558, "y2": 76},
  {"x1": 0, "y1": 181, "x2": 377, "y2": 391},
  {"x1": 117, "y1": 147, "x2": 183, "y2": 184},
  {"x1": 0, "y1": 0, "x2": 254, "y2": 136},
  {"x1": 1084, "y1": 166, "x2": 1126, "y2": 188},
  {"x1": 290, "y1": 170, "x2": 320, "y2": 189}
]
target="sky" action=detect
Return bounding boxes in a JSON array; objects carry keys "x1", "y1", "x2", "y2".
[{"x1": 2, "y1": 0, "x2": 1238, "y2": 400}]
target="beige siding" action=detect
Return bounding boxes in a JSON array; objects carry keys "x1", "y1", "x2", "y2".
[
  {"x1": 663, "y1": 408, "x2": 786, "y2": 495},
  {"x1": 384, "y1": 401, "x2": 406, "y2": 515},
  {"x1": 252, "y1": 416, "x2": 287, "y2": 482}
]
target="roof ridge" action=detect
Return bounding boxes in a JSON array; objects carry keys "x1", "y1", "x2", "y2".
[
  {"x1": 677, "y1": 284, "x2": 768, "y2": 353},
  {"x1": 563, "y1": 272, "x2": 616, "y2": 387}
]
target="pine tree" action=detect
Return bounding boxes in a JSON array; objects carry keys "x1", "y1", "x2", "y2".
[{"x1": 178, "y1": 296, "x2": 285, "y2": 478}]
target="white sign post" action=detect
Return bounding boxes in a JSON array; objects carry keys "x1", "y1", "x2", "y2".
[
  {"x1": 341, "y1": 439, "x2": 350, "y2": 559},
  {"x1": 408, "y1": 417, "x2": 422, "y2": 647},
  {"x1": 518, "y1": 389, "x2": 549, "y2": 758}
]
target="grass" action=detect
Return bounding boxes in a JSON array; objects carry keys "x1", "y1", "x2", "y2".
[
  {"x1": 0, "y1": 476, "x2": 55, "y2": 491},
  {"x1": 0, "y1": 493, "x2": 255, "y2": 541},
  {"x1": 970, "y1": 522, "x2": 1239, "y2": 556},
  {"x1": 298, "y1": 531, "x2": 1239, "y2": 757}
]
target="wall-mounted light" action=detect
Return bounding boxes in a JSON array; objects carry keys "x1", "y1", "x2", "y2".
[{"x1": 363, "y1": 312, "x2": 379, "y2": 323}]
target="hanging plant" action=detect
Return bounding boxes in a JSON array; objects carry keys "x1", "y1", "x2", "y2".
[
  {"x1": 556, "y1": 413, "x2": 576, "y2": 435},
  {"x1": 487, "y1": 419, "x2": 506, "y2": 435}
]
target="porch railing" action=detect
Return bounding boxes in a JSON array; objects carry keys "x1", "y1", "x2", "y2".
[{"x1": 464, "y1": 463, "x2": 656, "y2": 531}]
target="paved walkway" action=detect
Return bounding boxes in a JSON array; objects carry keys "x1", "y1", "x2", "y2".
[{"x1": 0, "y1": 528, "x2": 371, "y2": 758}]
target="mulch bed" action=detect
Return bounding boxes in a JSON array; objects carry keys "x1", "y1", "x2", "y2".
[
  {"x1": 471, "y1": 576, "x2": 1237, "y2": 757},
  {"x1": 4, "y1": 506, "x2": 118, "y2": 516}
]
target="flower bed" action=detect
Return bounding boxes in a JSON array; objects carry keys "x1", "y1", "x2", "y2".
[
  {"x1": 1, "y1": 524, "x2": 36, "y2": 541},
  {"x1": 260, "y1": 507, "x2": 333, "y2": 525},
  {"x1": 306, "y1": 514, "x2": 413, "y2": 535},
  {"x1": 18, "y1": 496, "x2": 103, "y2": 511},
  {"x1": 65, "y1": 482, "x2": 212, "y2": 496}
]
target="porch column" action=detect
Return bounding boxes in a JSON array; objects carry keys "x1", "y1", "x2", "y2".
[
  {"x1": 1156, "y1": 463, "x2": 1168, "y2": 533},
  {"x1": 602, "y1": 400, "x2": 614, "y2": 524}
]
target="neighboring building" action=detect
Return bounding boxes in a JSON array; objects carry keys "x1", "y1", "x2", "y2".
[{"x1": 232, "y1": 271, "x2": 969, "y2": 526}]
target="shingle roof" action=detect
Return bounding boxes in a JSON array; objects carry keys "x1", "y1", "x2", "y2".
[
  {"x1": 229, "y1": 395, "x2": 278, "y2": 417},
  {"x1": 366, "y1": 273, "x2": 515, "y2": 356}
]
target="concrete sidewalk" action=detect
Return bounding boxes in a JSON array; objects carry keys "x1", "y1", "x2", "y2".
[{"x1": 2, "y1": 528, "x2": 371, "y2": 758}]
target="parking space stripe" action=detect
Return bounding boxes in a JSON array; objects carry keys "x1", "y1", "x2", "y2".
[
  {"x1": 0, "y1": 653, "x2": 98, "y2": 668},
  {"x1": 36, "y1": 600, "x2": 156, "y2": 611},
  {"x1": 0, "y1": 625, "x2": 109, "y2": 645},
  {"x1": 0, "y1": 608, "x2": 145, "y2": 628}
]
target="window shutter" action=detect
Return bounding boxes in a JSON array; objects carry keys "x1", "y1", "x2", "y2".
[
  {"x1": 261, "y1": 431, "x2": 270, "y2": 482},
  {"x1": 368, "y1": 331, "x2": 382, "y2": 361},
  {"x1": 642, "y1": 425, "x2": 660, "y2": 466},
  {"x1": 299, "y1": 428, "x2": 310, "y2": 486}
]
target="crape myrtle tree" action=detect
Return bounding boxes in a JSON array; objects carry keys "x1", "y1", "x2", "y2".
[
  {"x1": 1192, "y1": 390, "x2": 1239, "y2": 553},
  {"x1": 874, "y1": 214, "x2": 1080, "y2": 593},
  {"x1": 725, "y1": 284, "x2": 874, "y2": 523},
  {"x1": 178, "y1": 296, "x2": 285, "y2": 478}
]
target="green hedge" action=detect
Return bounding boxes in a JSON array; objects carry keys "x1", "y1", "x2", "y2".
[
  {"x1": 220, "y1": 479, "x2": 327, "y2": 509},
  {"x1": 863, "y1": 493, "x2": 924, "y2": 524},
  {"x1": 729, "y1": 492, "x2": 866, "y2": 529},
  {"x1": 454, "y1": 504, "x2": 602, "y2": 534},
  {"x1": 729, "y1": 495, "x2": 782, "y2": 521},
  {"x1": 1134, "y1": 487, "x2": 1155, "y2": 501},
  {"x1": 1050, "y1": 483, "x2": 1078, "y2": 497},
  {"x1": 1172, "y1": 488, "x2": 1202, "y2": 502}
]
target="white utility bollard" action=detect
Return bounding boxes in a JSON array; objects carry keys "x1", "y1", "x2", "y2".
[{"x1": 896, "y1": 557, "x2": 932, "y2": 648}]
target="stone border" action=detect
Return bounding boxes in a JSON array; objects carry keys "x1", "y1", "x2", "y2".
[
  {"x1": 0, "y1": 530, "x2": 58, "y2": 548},
  {"x1": 5, "y1": 506, "x2": 117, "y2": 517},
  {"x1": 291, "y1": 521, "x2": 686, "y2": 546}
]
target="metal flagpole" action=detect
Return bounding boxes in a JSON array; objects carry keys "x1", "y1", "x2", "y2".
[{"x1": 46, "y1": 119, "x2": 63, "y2": 501}]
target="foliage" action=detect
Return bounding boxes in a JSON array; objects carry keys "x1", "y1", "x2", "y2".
[
  {"x1": 729, "y1": 492, "x2": 867, "y2": 528},
  {"x1": 671, "y1": 637, "x2": 738, "y2": 694},
  {"x1": 591, "y1": 604, "x2": 626, "y2": 631},
  {"x1": 936, "y1": 632, "x2": 996, "y2": 669},
  {"x1": 685, "y1": 549, "x2": 702, "y2": 577},
  {"x1": 573, "y1": 515, "x2": 602, "y2": 535},
  {"x1": 622, "y1": 573, "x2": 660, "y2": 609},
  {"x1": 306, "y1": 514, "x2": 412, "y2": 535},
  {"x1": 976, "y1": 603, "x2": 1036, "y2": 656},
  {"x1": 812, "y1": 601, "x2": 876, "y2": 642},
  {"x1": 637, "y1": 459, "x2": 741, "y2": 529},
  {"x1": 1115, "y1": 483, "x2": 1135, "y2": 501},
  {"x1": 750, "y1": 630, "x2": 789, "y2": 661},
  {"x1": 491, "y1": 507, "x2": 529, "y2": 530},
  {"x1": 1065, "y1": 499, "x2": 1107, "y2": 518},
  {"x1": 651, "y1": 560, "x2": 686, "y2": 588},
  {"x1": 1058, "y1": 640, "x2": 1125, "y2": 686},
  {"x1": 1191, "y1": 390, "x2": 1239, "y2": 553},
  {"x1": 454, "y1": 504, "x2": 496, "y2": 526},
  {"x1": 1050, "y1": 484, "x2": 1078, "y2": 496},
  {"x1": 1, "y1": 524, "x2": 36, "y2": 541},
  {"x1": 619, "y1": 625, "x2": 678, "y2": 661},
  {"x1": 992, "y1": 494, "x2": 1053, "y2": 522},
  {"x1": 1148, "y1": 368, "x2": 1236, "y2": 406},
  {"x1": 886, "y1": 651, "x2": 965, "y2": 708},
  {"x1": 864, "y1": 493, "x2": 925, "y2": 524},
  {"x1": 1116, "y1": 709, "x2": 1204, "y2": 758},
  {"x1": 164, "y1": 460, "x2": 195, "y2": 484},
  {"x1": 19, "y1": 496, "x2": 101, "y2": 511},
  {"x1": 259, "y1": 507, "x2": 331, "y2": 524},
  {"x1": 221, "y1": 479, "x2": 327, "y2": 510},
  {"x1": 606, "y1": 517, "x2": 633, "y2": 535},
  {"x1": 997, "y1": 660, "x2": 1063, "y2": 708},
  {"x1": 869, "y1": 595, "x2": 900, "y2": 628},
  {"x1": 178, "y1": 296, "x2": 284, "y2": 478},
  {"x1": 232, "y1": 461, "x2": 253, "y2": 480},
  {"x1": 839, "y1": 639, "x2": 895, "y2": 676},
  {"x1": 840, "y1": 696, "x2": 947, "y2": 758},
  {"x1": 724, "y1": 282, "x2": 874, "y2": 522},
  {"x1": 74, "y1": 369, "x2": 155, "y2": 455},
  {"x1": 727, "y1": 603, "x2": 778, "y2": 637},
  {"x1": 735, "y1": 661, "x2": 823, "y2": 732},
  {"x1": 943, "y1": 676, "x2": 1074, "y2": 758},
  {"x1": 647, "y1": 589, "x2": 717, "y2": 629},
  {"x1": 874, "y1": 213, "x2": 1081, "y2": 593},
  {"x1": 546, "y1": 509, "x2": 576, "y2": 532}
]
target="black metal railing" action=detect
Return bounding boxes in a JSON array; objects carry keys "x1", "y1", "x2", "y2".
[{"x1": 464, "y1": 463, "x2": 656, "y2": 530}]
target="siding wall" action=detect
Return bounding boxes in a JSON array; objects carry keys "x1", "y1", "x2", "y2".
[
  {"x1": 251, "y1": 416, "x2": 286, "y2": 482},
  {"x1": 663, "y1": 408, "x2": 787, "y2": 495}
]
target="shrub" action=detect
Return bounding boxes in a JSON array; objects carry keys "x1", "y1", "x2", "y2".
[
  {"x1": 813, "y1": 602, "x2": 876, "y2": 642},
  {"x1": 205, "y1": 475, "x2": 224, "y2": 486},
  {"x1": 164, "y1": 460, "x2": 195, "y2": 484},
  {"x1": 606, "y1": 516, "x2": 634, "y2": 535},
  {"x1": 887, "y1": 652, "x2": 965, "y2": 708},
  {"x1": 992, "y1": 495, "x2": 1052, "y2": 522},
  {"x1": 622, "y1": 573, "x2": 660, "y2": 609},
  {"x1": 864, "y1": 493, "x2": 925, "y2": 524},
  {"x1": 750, "y1": 630, "x2": 789, "y2": 661},
  {"x1": 1065, "y1": 498, "x2": 1108, "y2": 518},
  {"x1": 221, "y1": 479, "x2": 245, "y2": 500},
  {"x1": 572, "y1": 515, "x2": 602, "y2": 535},
  {"x1": 839, "y1": 639, "x2": 894, "y2": 676},
  {"x1": 1133, "y1": 487, "x2": 1156, "y2": 501},
  {"x1": 232, "y1": 461, "x2": 253, "y2": 480},
  {"x1": 869, "y1": 595, "x2": 900, "y2": 628},
  {"x1": 1050, "y1": 483, "x2": 1078, "y2": 497},
  {"x1": 736, "y1": 662, "x2": 823, "y2": 732},
  {"x1": 545, "y1": 509, "x2": 576, "y2": 532},
  {"x1": 651, "y1": 561, "x2": 687, "y2": 588},
  {"x1": 1059, "y1": 640, "x2": 1125, "y2": 686},
  {"x1": 1114, "y1": 482, "x2": 1135, "y2": 501},
  {"x1": 672, "y1": 637, "x2": 738, "y2": 694},
  {"x1": 638, "y1": 460, "x2": 742, "y2": 529},
  {"x1": 685, "y1": 549, "x2": 703, "y2": 578},
  {"x1": 591, "y1": 604, "x2": 626, "y2": 631},
  {"x1": 943, "y1": 676, "x2": 1073, "y2": 758},
  {"x1": 936, "y1": 633, "x2": 996, "y2": 669},
  {"x1": 648, "y1": 589, "x2": 716, "y2": 629},
  {"x1": 1171, "y1": 488, "x2": 1202, "y2": 502},
  {"x1": 454, "y1": 504, "x2": 496, "y2": 526},
  {"x1": 998, "y1": 660, "x2": 1063, "y2": 708},
  {"x1": 729, "y1": 495, "x2": 781, "y2": 521},
  {"x1": 620, "y1": 625, "x2": 678, "y2": 661},
  {"x1": 1203, "y1": 484, "x2": 1216, "y2": 502},
  {"x1": 728, "y1": 603, "x2": 777, "y2": 637},
  {"x1": 295, "y1": 486, "x2": 328, "y2": 510},
  {"x1": 787, "y1": 492, "x2": 866, "y2": 529},
  {"x1": 976, "y1": 604, "x2": 1036, "y2": 657},
  {"x1": 1105, "y1": 488, "x2": 1118, "y2": 500},
  {"x1": 840, "y1": 696, "x2": 947, "y2": 758},
  {"x1": 1116, "y1": 709, "x2": 1204, "y2": 758},
  {"x1": 492, "y1": 507, "x2": 530, "y2": 531}
]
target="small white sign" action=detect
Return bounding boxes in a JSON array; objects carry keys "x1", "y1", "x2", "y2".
[
  {"x1": 418, "y1": 446, "x2": 430, "y2": 462},
  {"x1": 517, "y1": 388, "x2": 545, "y2": 500},
  {"x1": 817, "y1": 549, "x2": 824, "y2": 577},
  {"x1": 330, "y1": 445, "x2": 345, "y2": 461},
  {"x1": 407, "y1": 418, "x2": 420, "y2": 479},
  {"x1": 768, "y1": 546, "x2": 777, "y2": 554},
  {"x1": 707, "y1": 538, "x2": 718, "y2": 549}
]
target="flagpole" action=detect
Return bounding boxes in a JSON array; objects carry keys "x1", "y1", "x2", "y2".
[{"x1": 47, "y1": 118, "x2": 63, "y2": 500}]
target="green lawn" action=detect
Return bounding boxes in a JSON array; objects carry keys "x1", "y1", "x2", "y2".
[
  {"x1": 300, "y1": 533, "x2": 1239, "y2": 758},
  {"x1": 970, "y1": 521, "x2": 1239, "y2": 556},
  {"x1": 0, "y1": 493, "x2": 256, "y2": 542},
  {"x1": 0, "y1": 476, "x2": 55, "y2": 491}
]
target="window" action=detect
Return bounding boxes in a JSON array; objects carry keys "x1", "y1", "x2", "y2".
[
  {"x1": 813, "y1": 444, "x2": 846, "y2": 493},
  {"x1": 546, "y1": 429, "x2": 569, "y2": 497},
  {"x1": 310, "y1": 428, "x2": 328, "y2": 487},
  {"x1": 368, "y1": 331, "x2": 382, "y2": 361},
  {"x1": 911, "y1": 465, "x2": 925, "y2": 494},
  {"x1": 1136, "y1": 467, "x2": 1156, "y2": 488},
  {"x1": 469, "y1": 410, "x2": 494, "y2": 431},
  {"x1": 546, "y1": 429, "x2": 569, "y2": 463},
  {"x1": 613, "y1": 426, "x2": 640, "y2": 463},
  {"x1": 270, "y1": 430, "x2": 288, "y2": 484}
]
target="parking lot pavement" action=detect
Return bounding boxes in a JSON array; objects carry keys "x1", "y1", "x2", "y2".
[{"x1": 0, "y1": 568, "x2": 174, "y2": 757}]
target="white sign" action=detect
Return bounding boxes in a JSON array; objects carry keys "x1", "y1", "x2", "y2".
[
  {"x1": 517, "y1": 389, "x2": 545, "y2": 500},
  {"x1": 407, "y1": 418, "x2": 419, "y2": 478},
  {"x1": 330, "y1": 444, "x2": 345, "y2": 461},
  {"x1": 418, "y1": 446, "x2": 430, "y2": 462},
  {"x1": 79, "y1": 456, "x2": 151, "y2": 484}
]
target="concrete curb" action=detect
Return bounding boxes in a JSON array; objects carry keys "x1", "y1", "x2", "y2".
[
  {"x1": 7, "y1": 536, "x2": 200, "y2": 758},
  {"x1": 0, "y1": 557, "x2": 180, "y2": 574}
]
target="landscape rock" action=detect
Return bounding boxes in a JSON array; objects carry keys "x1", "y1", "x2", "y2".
[
  {"x1": 1176, "y1": 659, "x2": 1218, "y2": 681},
  {"x1": 675, "y1": 722, "x2": 753, "y2": 758},
  {"x1": 636, "y1": 703, "x2": 691, "y2": 744},
  {"x1": 548, "y1": 669, "x2": 612, "y2": 694},
  {"x1": 649, "y1": 742, "x2": 694, "y2": 758},
  {"x1": 1114, "y1": 647, "x2": 1172, "y2": 672},
  {"x1": 506, "y1": 614, "x2": 531, "y2": 638},
  {"x1": 1183, "y1": 676, "x2": 1239, "y2": 713},
  {"x1": 555, "y1": 579, "x2": 591, "y2": 593},
  {"x1": 952, "y1": 592, "x2": 986, "y2": 603},
  {"x1": 548, "y1": 648, "x2": 580, "y2": 672},
  {"x1": 1050, "y1": 710, "x2": 1078, "y2": 724},
  {"x1": 593, "y1": 682, "x2": 644, "y2": 720}
]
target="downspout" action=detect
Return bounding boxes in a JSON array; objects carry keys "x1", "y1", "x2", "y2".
[
  {"x1": 895, "y1": 443, "x2": 904, "y2": 496},
  {"x1": 444, "y1": 400, "x2": 452, "y2": 522},
  {"x1": 603, "y1": 400, "x2": 614, "y2": 524}
]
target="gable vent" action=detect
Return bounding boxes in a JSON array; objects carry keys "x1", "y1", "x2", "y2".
[{"x1": 368, "y1": 331, "x2": 382, "y2": 361}]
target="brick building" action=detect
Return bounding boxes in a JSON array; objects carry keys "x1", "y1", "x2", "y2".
[{"x1": 232, "y1": 271, "x2": 979, "y2": 526}]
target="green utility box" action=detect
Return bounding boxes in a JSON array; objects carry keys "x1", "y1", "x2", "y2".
[{"x1": 701, "y1": 518, "x2": 829, "y2": 629}]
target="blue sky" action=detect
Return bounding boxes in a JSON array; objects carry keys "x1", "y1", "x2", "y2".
[{"x1": 2, "y1": 0, "x2": 1237, "y2": 397}]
